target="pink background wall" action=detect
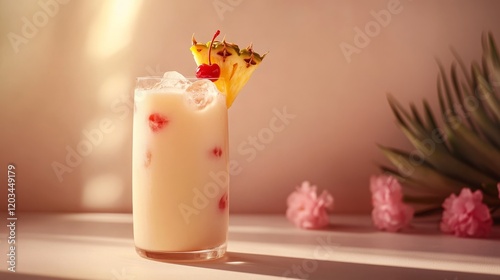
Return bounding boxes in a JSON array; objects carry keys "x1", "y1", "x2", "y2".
[{"x1": 1, "y1": 0, "x2": 499, "y2": 214}]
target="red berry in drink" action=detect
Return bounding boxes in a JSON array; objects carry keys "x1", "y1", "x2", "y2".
[
  {"x1": 219, "y1": 192, "x2": 228, "y2": 210},
  {"x1": 196, "y1": 30, "x2": 221, "y2": 81},
  {"x1": 149, "y1": 113, "x2": 168, "y2": 132},
  {"x1": 212, "y1": 146, "x2": 223, "y2": 158}
]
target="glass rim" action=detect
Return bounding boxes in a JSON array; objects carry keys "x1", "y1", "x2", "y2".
[
  {"x1": 134, "y1": 76, "x2": 224, "y2": 97},
  {"x1": 136, "y1": 76, "x2": 215, "y2": 81}
]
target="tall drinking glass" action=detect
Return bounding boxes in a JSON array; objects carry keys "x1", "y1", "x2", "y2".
[{"x1": 132, "y1": 75, "x2": 229, "y2": 261}]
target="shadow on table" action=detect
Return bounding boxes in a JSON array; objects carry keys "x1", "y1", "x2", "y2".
[
  {"x1": 319, "y1": 222, "x2": 378, "y2": 233},
  {"x1": 172, "y1": 251, "x2": 498, "y2": 280},
  {"x1": 0, "y1": 271, "x2": 85, "y2": 280},
  {"x1": 19, "y1": 213, "x2": 133, "y2": 240},
  {"x1": 228, "y1": 220, "x2": 377, "y2": 248}
]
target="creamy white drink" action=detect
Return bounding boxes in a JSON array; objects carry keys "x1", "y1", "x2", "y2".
[{"x1": 133, "y1": 72, "x2": 228, "y2": 260}]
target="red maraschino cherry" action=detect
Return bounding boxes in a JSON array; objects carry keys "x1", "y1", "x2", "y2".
[{"x1": 196, "y1": 30, "x2": 221, "y2": 81}]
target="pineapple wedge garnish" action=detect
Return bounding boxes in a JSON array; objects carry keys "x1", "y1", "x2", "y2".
[{"x1": 190, "y1": 35, "x2": 266, "y2": 108}]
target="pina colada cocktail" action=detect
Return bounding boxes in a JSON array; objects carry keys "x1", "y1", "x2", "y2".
[
  {"x1": 133, "y1": 30, "x2": 265, "y2": 261},
  {"x1": 133, "y1": 74, "x2": 229, "y2": 260}
]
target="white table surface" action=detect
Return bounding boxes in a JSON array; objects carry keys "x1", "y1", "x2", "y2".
[{"x1": 1, "y1": 213, "x2": 499, "y2": 280}]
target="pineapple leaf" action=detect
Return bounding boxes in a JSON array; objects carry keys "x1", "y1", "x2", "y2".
[
  {"x1": 438, "y1": 61, "x2": 456, "y2": 115},
  {"x1": 439, "y1": 68, "x2": 500, "y2": 161},
  {"x1": 450, "y1": 60, "x2": 500, "y2": 147},
  {"x1": 450, "y1": 63, "x2": 478, "y2": 131},
  {"x1": 482, "y1": 56, "x2": 491, "y2": 86},
  {"x1": 473, "y1": 64, "x2": 500, "y2": 120},
  {"x1": 459, "y1": 82, "x2": 500, "y2": 148},
  {"x1": 380, "y1": 34, "x2": 500, "y2": 218},
  {"x1": 443, "y1": 120, "x2": 500, "y2": 179},
  {"x1": 379, "y1": 165, "x2": 442, "y2": 196},
  {"x1": 410, "y1": 103, "x2": 425, "y2": 128},
  {"x1": 485, "y1": 33, "x2": 500, "y2": 92},
  {"x1": 403, "y1": 195, "x2": 444, "y2": 205},
  {"x1": 487, "y1": 32, "x2": 500, "y2": 69},
  {"x1": 437, "y1": 77, "x2": 448, "y2": 121},
  {"x1": 378, "y1": 145, "x2": 463, "y2": 194},
  {"x1": 398, "y1": 121, "x2": 498, "y2": 186},
  {"x1": 451, "y1": 47, "x2": 473, "y2": 88},
  {"x1": 423, "y1": 99, "x2": 439, "y2": 132},
  {"x1": 414, "y1": 207, "x2": 443, "y2": 217},
  {"x1": 386, "y1": 93, "x2": 407, "y2": 127},
  {"x1": 387, "y1": 94, "x2": 433, "y2": 140}
]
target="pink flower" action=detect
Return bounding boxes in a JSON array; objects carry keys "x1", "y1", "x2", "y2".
[
  {"x1": 371, "y1": 201, "x2": 414, "y2": 232},
  {"x1": 440, "y1": 188, "x2": 492, "y2": 238},
  {"x1": 370, "y1": 175, "x2": 404, "y2": 207},
  {"x1": 286, "y1": 181, "x2": 334, "y2": 229},
  {"x1": 370, "y1": 175, "x2": 414, "y2": 232}
]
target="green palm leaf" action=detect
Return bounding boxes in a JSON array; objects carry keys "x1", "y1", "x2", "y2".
[{"x1": 379, "y1": 33, "x2": 500, "y2": 218}]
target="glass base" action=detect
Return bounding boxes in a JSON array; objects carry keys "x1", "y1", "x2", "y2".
[{"x1": 135, "y1": 243, "x2": 226, "y2": 262}]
